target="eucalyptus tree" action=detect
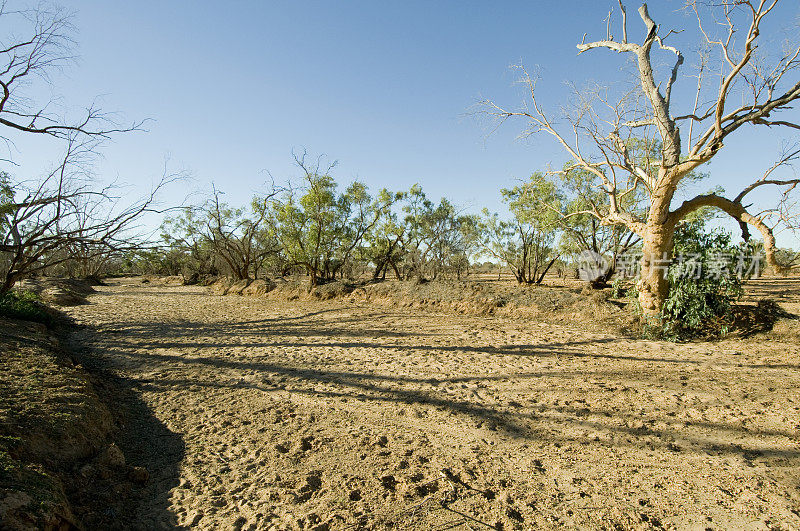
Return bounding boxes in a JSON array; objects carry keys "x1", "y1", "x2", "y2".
[
  {"x1": 161, "y1": 204, "x2": 218, "y2": 281},
  {"x1": 557, "y1": 161, "x2": 647, "y2": 284},
  {"x1": 274, "y1": 153, "x2": 396, "y2": 286},
  {"x1": 395, "y1": 186, "x2": 478, "y2": 280},
  {"x1": 484, "y1": 1, "x2": 800, "y2": 316},
  {"x1": 203, "y1": 187, "x2": 280, "y2": 281},
  {"x1": 364, "y1": 208, "x2": 407, "y2": 280}
]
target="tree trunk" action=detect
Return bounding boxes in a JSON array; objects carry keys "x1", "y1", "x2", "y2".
[
  {"x1": 373, "y1": 259, "x2": 385, "y2": 280},
  {"x1": 637, "y1": 212, "x2": 675, "y2": 318},
  {"x1": 632, "y1": 153, "x2": 681, "y2": 317},
  {"x1": 390, "y1": 260, "x2": 402, "y2": 281},
  {"x1": 1, "y1": 273, "x2": 17, "y2": 294},
  {"x1": 535, "y1": 256, "x2": 558, "y2": 285}
]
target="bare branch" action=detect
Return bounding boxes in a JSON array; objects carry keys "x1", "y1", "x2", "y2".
[
  {"x1": 618, "y1": 0, "x2": 628, "y2": 44},
  {"x1": 0, "y1": 4, "x2": 143, "y2": 150}
]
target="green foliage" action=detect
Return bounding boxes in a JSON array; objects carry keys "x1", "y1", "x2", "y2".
[
  {"x1": 116, "y1": 248, "x2": 185, "y2": 277},
  {"x1": 0, "y1": 172, "x2": 12, "y2": 226},
  {"x1": 363, "y1": 200, "x2": 406, "y2": 280},
  {"x1": 610, "y1": 277, "x2": 633, "y2": 299},
  {"x1": 647, "y1": 221, "x2": 749, "y2": 340},
  {"x1": 1, "y1": 173, "x2": 14, "y2": 282},
  {"x1": 480, "y1": 173, "x2": 563, "y2": 284},
  {"x1": 274, "y1": 172, "x2": 344, "y2": 281},
  {"x1": 161, "y1": 206, "x2": 216, "y2": 278},
  {"x1": 774, "y1": 246, "x2": 800, "y2": 269},
  {"x1": 274, "y1": 163, "x2": 397, "y2": 284},
  {"x1": 398, "y1": 186, "x2": 478, "y2": 280},
  {"x1": 557, "y1": 164, "x2": 642, "y2": 281},
  {"x1": 160, "y1": 189, "x2": 281, "y2": 281},
  {"x1": 0, "y1": 291, "x2": 52, "y2": 326}
]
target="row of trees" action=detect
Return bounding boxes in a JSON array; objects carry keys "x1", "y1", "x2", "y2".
[
  {"x1": 149, "y1": 152, "x2": 654, "y2": 288},
  {"x1": 2, "y1": 0, "x2": 799, "y2": 327},
  {"x1": 0, "y1": 141, "x2": 646, "y2": 294},
  {"x1": 154, "y1": 153, "x2": 480, "y2": 287}
]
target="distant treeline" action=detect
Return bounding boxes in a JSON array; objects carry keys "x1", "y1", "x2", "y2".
[{"x1": 91, "y1": 153, "x2": 646, "y2": 287}]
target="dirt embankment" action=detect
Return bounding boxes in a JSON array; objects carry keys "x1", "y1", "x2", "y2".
[
  {"x1": 207, "y1": 275, "x2": 800, "y2": 339},
  {"x1": 207, "y1": 277, "x2": 633, "y2": 333},
  {"x1": 0, "y1": 315, "x2": 155, "y2": 530},
  {"x1": 15, "y1": 278, "x2": 99, "y2": 306},
  {"x1": 349, "y1": 280, "x2": 624, "y2": 323}
]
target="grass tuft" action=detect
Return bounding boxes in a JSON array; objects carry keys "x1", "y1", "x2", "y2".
[{"x1": 0, "y1": 291, "x2": 53, "y2": 326}]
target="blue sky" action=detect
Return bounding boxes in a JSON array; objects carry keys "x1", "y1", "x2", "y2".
[{"x1": 5, "y1": 0, "x2": 800, "y2": 247}]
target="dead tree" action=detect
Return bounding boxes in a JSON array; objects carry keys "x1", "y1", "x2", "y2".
[
  {"x1": 0, "y1": 2, "x2": 157, "y2": 292},
  {"x1": 0, "y1": 2, "x2": 140, "y2": 145},
  {"x1": 0, "y1": 137, "x2": 174, "y2": 293},
  {"x1": 484, "y1": 1, "x2": 800, "y2": 317}
]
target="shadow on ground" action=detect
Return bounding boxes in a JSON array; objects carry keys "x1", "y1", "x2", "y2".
[
  {"x1": 79, "y1": 299, "x2": 800, "y2": 470},
  {"x1": 64, "y1": 329, "x2": 187, "y2": 530}
]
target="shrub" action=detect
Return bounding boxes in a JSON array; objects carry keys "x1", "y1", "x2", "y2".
[
  {"x1": 610, "y1": 277, "x2": 633, "y2": 299},
  {"x1": 647, "y1": 221, "x2": 751, "y2": 340},
  {"x1": 0, "y1": 291, "x2": 53, "y2": 326}
]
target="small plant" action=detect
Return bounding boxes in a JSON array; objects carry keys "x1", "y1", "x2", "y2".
[
  {"x1": 0, "y1": 291, "x2": 53, "y2": 326},
  {"x1": 644, "y1": 221, "x2": 750, "y2": 341},
  {"x1": 610, "y1": 277, "x2": 631, "y2": 299}
]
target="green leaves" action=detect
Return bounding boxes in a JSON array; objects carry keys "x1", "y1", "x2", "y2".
[
  {"x1": 655, "y1": 220, "x2": 748, "y2": 340},
  {"x1": 0, "y1": 291, "x2": 52, "y2": 326},
  {"x1": 480, "y1": 173, "x2": 562, "y2": 284},
  {"x1": 0, "y1": 172, "x2": 14, "y2": 233},
  {"x1": 272, "y1": 165, "x2": 400, "y2": 282},
  {"x1": 395, "y1": 186, "x2": 477, "y2": 280}
]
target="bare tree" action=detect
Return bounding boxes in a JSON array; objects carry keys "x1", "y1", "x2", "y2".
[
  {"x1": 0, "y1": 1, "x2": 159, "y2": 292},
  {"x1": 0, "y1": 2, "x2": 140, "y2": 146},
  {"x1": 202, "y1": 185, "x2": 281, "y2": 281},
  {"x1": 0, "y1": 136, "x2": 174, "y2": 293},
  {"x1": 484, "y1": 1, "x2": 800, "y2": 317}
]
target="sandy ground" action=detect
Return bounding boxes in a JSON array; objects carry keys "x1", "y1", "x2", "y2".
[{"x1": 62, "y1": 279, "x2": 800, "y2": 530}]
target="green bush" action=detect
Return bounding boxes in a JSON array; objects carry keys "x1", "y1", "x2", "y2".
[
  {"x1": 0, "y1": 291, "x2": 53, "y2": 326},
  {"x1": 649, "y1": 221, "x2": 752, "y2": 340},
  {"x1": 610, "y1": 277, "x2": 633, "y2": 299}
]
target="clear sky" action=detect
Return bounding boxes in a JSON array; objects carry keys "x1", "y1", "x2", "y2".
[{"x1": 5, "y1": 0, "x2": 800, "y2": 247}]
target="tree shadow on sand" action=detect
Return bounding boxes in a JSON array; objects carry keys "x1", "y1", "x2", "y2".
[
  {"x1": 80, "y1": 306, "x2": 800, "y2": 472},
  {"x1": 65, "y1": 335, "x2": 187, "y2": 530}
]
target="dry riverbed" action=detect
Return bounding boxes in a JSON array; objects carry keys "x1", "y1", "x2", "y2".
[{"x1": 60, "y1": 278, "x2": 800, "y2": 530}]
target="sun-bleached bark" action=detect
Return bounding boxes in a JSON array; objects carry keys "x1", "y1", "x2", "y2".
[{"x1": 483, "y1": 1, "x2": 800, "y2": 317}]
